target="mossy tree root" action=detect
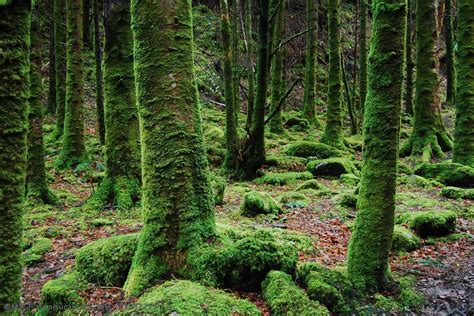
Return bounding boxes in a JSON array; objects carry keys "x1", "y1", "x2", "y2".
[{"x1": 86, "y1": 177, "x2": 140, "y2": 212}]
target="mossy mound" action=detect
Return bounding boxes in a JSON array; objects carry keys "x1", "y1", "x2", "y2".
[
  {"x1": 370, "y1": 276, "x2": 425, "y2": 313},
  {"x1": 210, "y1": 173, "x2": 226, "y2": 205},
  {"x1": 339, "y1": 193, "x2": 358, "y2": 208},
  {"x1": 75, "y1": 234, "x2": 139, "y2": 286},
  {"x1": 265, "y1": 154, "x2": 306, "y2": 170},
  {"x1": 284, "y1": 115, "x2": 310, "y2": 129},
  {"x1": 414, "y1": 162, "x2": 474, "y2": 188},
  {"x1": 256, "y1": 171, "x2": 313, "y2": 186},
  {"x1": 240, "y1": 191, "x2": 282, "y2": 217},
  {"x1": 398, "y1": 163, "x2": 414, "y2": 175},
  {"x1": 296, "y1": 179, "x2": 325, "y2": 191},
  {"x1": 391, "y1": 225, "x2": 422, "y2": 252},
  {"x1": 296, "y1": 262, "x2": 355, "y2": 313},
  {"x1": 117, "y1": 280, "x2": 260, "y2": 315},
  {"x1": 286, "y1": 141, "x2": 342, "y2": 159},
  {"x1": 262, "y1": 270, "x2": 329, "y2": 315},
  {"x1": 441, "y1": 187, "x2": 474, "y2": 200},
  {"x1": 307, "y1": 158, "x2": 359, "y2": 179},
  {"x1": 41, "y1": 271, "x2": 87, "y2": 305},
  {"x1": 23, "y1": 237, "x2": 52, "y2": 265},
  {"x1": 339, "y1": 173, "x2": 360, "y2": 186},
  {"x1": 398, "y1": 174, "x2": 439, "y2": 189},
  {"x1": 277, "y1": 191, "x2": 311, "y2": 208},
  {"x1": 396, "y1": 211, "x2": 457, "y2": 238},
  {"x1": 187, "y1": 230, "x2": 299, "y2": 290}
]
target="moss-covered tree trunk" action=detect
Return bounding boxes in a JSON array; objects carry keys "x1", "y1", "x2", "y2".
[
  {"x1": 220, "y1": 0, "x2": 239, "y2": 172},
  {"x1": 58, "y1": 0, "x2": 87, "y2": 168},
  {"x1": 269, "y1": 0, "x2": 284, "y2": 133},
  {"x1": 124, "y1": 0, "x2": 216, "y2": 297},
  {"x1": 400, "y1": 0, "x2": 453, "y2": 161},
  {"x1": 347, "y1": 0, "x2": 406, "y2": 292},
  {"x1": 244, "y1": 0, "x2": 255, "y2": 131},
  {"x1": 231, "y1": 0, "x2": 240, "y2": 126},
  {"x1": 444, "y1": 0, "x2": 455, "y2": 108},
  {"x1": 237, "y1": 0, "x2": 270, "y2": 179},
  {"x1": 404, "y1": 0, "x2": 415, "y2": 115},
  {"x1": 47, "y1": 0, "x2": 57, "y2": 114},
  {"x1": 27, "y1": 1, "x2": 56, "y2": 204},
  {"x1": 54, "y1": 0, "x2": 66, "y2": 137},
  {"x1": 93, "y1": 0, "x2": 105, "y2": 144},
  {"x1": 321, "y1": 0, "x2": 344, "y2": 148},
  {"x1": 302, "y1": 0, "x2": 320, "y2": 127},
  {"x1": 359, "y1": 0, "x2": 368, "y2": 119},
  {"x1": 0, "y1": 0, "x2": 30, "y2": 307},
  {"x1": 83, "y1": 0, "x2": 91, "y2": 47},
  {"x1": 453, "y1": 0, "x2": 474, "y2": 168}
]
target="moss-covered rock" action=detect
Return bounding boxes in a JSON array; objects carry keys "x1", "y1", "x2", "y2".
[
  {"x1": 265, "y1": 154, "x2": 306, "y2": 170},
  {"x1": 256, "y1": 171, "x2": 313, "y2": 186},
  {"x1": 396, "y1": 211, "x2": 457, "y2": 238},
  {"x1": 187, "y1": 230, "x2": 299, "y2": 290},
  {"x1": 240, "y1": 191, "x2": 282, "y2": 217},
  {"x1": 339, "y1": 193, "x2": 358, "y2": 208},
  {"x1": 391, "y1": 225, "x2": 422, "y2": 252},
  {"x1": 23, "y1": 238, "x2": 53, "y2": 265},
  {"x1": 398, "y1": 174, "x2": 439, "y2": 188},
  {"x1": 339, "y1": 173, "x2": 360, "y2": 186},
  {"x1": 277, "y1": 191, "x2": 311, "y2": 208},
  {"x1": 398, "y1": 163, "x2": 413, "y2": 175},
  {"x1": 41, "y1": 271, "x2": 87, "y2": 305},
  {"x1": 286, "y1": 141, "x2": 342, "y2": 159},
  {"x1": 414, "y1": 162, "x2": 474, "y2": 188},
  {"x1": 262, "y1": 270, "x2": 329, "y2": 315},
  {"x1": 284, "y1": 116, "x2": 310, "y2": 129},
  {"x1": 307, "y1": 158, "x2": 358, "y2": 179},
  {"x1": 210, "y1": 174, "x2": 226, "y2": 205},
  {"x1": 118, "y1": 280, "x2": 260, "y2": 315},
  {"x1": 441, "y1": 186, "x2": 474, "y2": 200},
  {"x1": 295, "y1": 179, "x2": 325, "y2": 191},
  {"x1": 75, "y1": 234, "x2": 138, "y2": 286}
]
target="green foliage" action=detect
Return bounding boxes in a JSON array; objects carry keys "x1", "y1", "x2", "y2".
[
  {"x1": 339, "y1": 173, "x2": 360, "y2": 186},
  {"x1": 118, "y1": 280, "x2": 260, "y2": 315},
  {"x1": 278, "y1": 191, "x2": 311, "y2": 208},
  {"x1": 296, "y1": 179, "x2": 326, "y2": 191},
  {"x1": 23, "y1": 238, "x2": 53, "y2": 265},
  {"x1": 286, "y1": 141, "x2": 342, "y2": 159},
  {"x1": 41, "y1": 271, "x2": 87, "y2": 305},
  {"x1": 256, "y1": 171, "x2": 313, "y2": 186},
  {"x1": 396, "y1": 210, "x2": 457, "y2": 238},
  {"x1": 307, "y1": 158, "x2": 358, "y2": 178},
  {"x1": 398, "y1": 174, "x2": 438, "y2": 189},
  {"x1": 391, "y1": 225, "x2": 421, "y2": 252},
  {"x1": 76, "y1": 234, "x2": 138, "y2": 286},
  {"x1": 210, "y1": 174, "x2": 226, "y2": 205},
  {"x1": 398, "y1": 163, "x2": 414, "y2": 175},
  {"x1": 441, "y1": 187, "x2": 474, "y2": 200},
  {"x1": 240, "y1": 191, "x2": 282, "y2": 217},
  {"x1": 262, "y1": 270, "x2": 329, "y2": 315},
  {"x1": 414, "y1": 162, "x2": 474, "y2": 188}
]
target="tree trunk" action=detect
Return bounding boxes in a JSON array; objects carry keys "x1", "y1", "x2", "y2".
[
  {"x1": 83, "y1": 0, "x2": 91, "y2": 47},
  {"x1": 231, "y1": 0, "x2": 240, "y2": 126},
  {"x1": 124, "y1": 0, "x2": 216, "y2": 297},
  {"x1": 404, "y1": 0, "x2": 415, "y2": 115},
  {"x1": 359, "y1": 0, "x2": 368, "y2": 120},
  {"x1": 347, "y1": 0, "x2": 406, "y2": 292},
  {"x1": 47, "y1": 0, "x2": 57, "y2": 114},
  {"x1": 0, "y1": 0, "x2": 30, "y2": 307},
  {"x1": 269, "y1": 0, "x2": 284, "y2": 133},
  {"x1": 453, "y1": 0, "x2": 474, "y2": 167},
  {"x1": 321, "y1": 0, "x2": 344, "y2": 148},
  {"x1": 93, "y1": 0, "x2": 105, "y2": 144},
  {"x1": 54, "y1": 0, "x2": 66, "y2": 137},
  {"x1": 444, "y1": 0, "x2": 455, "y2": 108},
  {"x1": 244, "y1": 0, "x2": 255, "y2": 131}
]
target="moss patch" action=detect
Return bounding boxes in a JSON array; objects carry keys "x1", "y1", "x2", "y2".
[
  {"x1": 277, "y1": 191, "x2": 311, "y2": 208},
  {"x1": 307, "y1": 158, "x2": 359, "y2": 179},
  {"x1": 240, "y1": 191, "x2": 282, "y2": 217},
  {"x1": 396, "y1": 211, "x2": 457, "y2": 238},
  {"x1": 391, "y1": 225, "x2": 422, "y2": 252},
  {"x1": 256, "y1": 171, "x2": 313, "y2": 186},
  {"x1": 41, "y1": 271, "x2": 87, "y2": 305},
  {"x1": 441, "y1": 187, "x2": 474, "y2": 200},
  {"x1": 414, "y1": 162, "x2": 474, "y2": 188},
  {"x1": 23, "y1": 238, "x2": 53, "y2": 265},
  {"x1": 286, "y1": 141, "x2": 342, "y2": 159}
]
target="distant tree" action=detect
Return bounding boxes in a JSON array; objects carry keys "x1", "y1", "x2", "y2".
[
  {"x1": 404, "y1": 0, "x2": 415, "y2": 116},
  {"x1": 358, "y1": 0, "x2": 368, "y2": 119},
  {"x1": 453, "y1": 0, "x2": 474, "y2": 168},
  {"x1": 47, "y1": 0, "x2": 57, "y2": 114},
  {"x1": 321, "y1": 0, "x2": 344, "y2": 148},
  {"x1": 58, "y1": 0, "x2": 87, "y2": 168},
  {"x1": 53, "y1": 0, "x2": 66, "y2": 137},
  {"x1": 0, "y1": 0, "x2": 30, "y2": 307},
  {"x1": 231, "y1": 0, "x2": 240, "y2": 126},
  {"x1": 444, "y1": 0, "x2": 455, "y2": 108},
  {"x1": 347, "y1": 0, "x2": 406, "y2": 292},
  {"x1": 124, "y1": 0, "x2": 215, "y2": 296},
  {"x1": 244, "y1": 0, "x2": 255, "y2": 131},
  {"x1": 83, "y1": 0, "x2": 91, "y2": 47},
  {"x1": 92, "y1": 0, "x2": 104, "y2": 144},
  {"x1": 401, "y1": 0, "x2": 453, "y2": 161}
]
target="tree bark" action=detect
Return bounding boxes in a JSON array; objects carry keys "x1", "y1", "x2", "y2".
[
  {"x1": 54, "y1": 0, "x2": 66, "y2": 137},
  {"x1": 269, "y1": 0, "x2": 284, "y2": 133},
  {"x1": 93, "y1": 0, "x2": 105, "y2": 144}
]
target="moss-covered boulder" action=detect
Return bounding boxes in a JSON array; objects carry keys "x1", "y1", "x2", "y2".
[
  {"x1": 240, "y1": 191, "x2": 282, "y2": 217},
  {"x1": 284, "y1": 116, "x2": 310, "y2": 129},
  {"x1": 265, "y1": 154, "x2": 306, "y2": 170},
  {"x1": 23, "y1": 237, "x2": 52, "y2": 265},
  {"x1": 398, "y1": 163, "x2": 413, "y2": 175},
  {"x1": 414, "y1": 162, "x2": 474, "y2": 188},
  {"x1": 339, "y1": 193, "x2": 358, "y2": 208},
  {"x1": 339, "y1": 173, "x2": 360, "y2": 186},
  {"x1": 41, "y1": 271, "x2": 87, "y2": 305},
  {"x1": 286, "y1": 141, "x2": 342, "y2": 159},
  {"x1": 117, "y1": 280, "x2": 260, "y2": 315},
  {"x1": 262, "y1": 270, "x2": 329, "y2": 315},
  {"x1": 277, "y1": 191, "x2": 311, "y2": 208},
  {"x1": 256, "y1": 171, "x2": 313, "y2": 186},
  {"x1": 396, "y1": 211, "x2": 457, "y2": 238},
  {"x1": 307, "y1": 158, "x2": 358, "y2": 179},
  {"x1": 296, "y1": 179, "x2": 325, "y2": 191},
  {"x1": 75, "y1": 234, "x2": 138, "y2": 286},
  {"x1": 398, "y1": 174, "x2": 440, "y2": 189},
  {"x1": 187, "y1": 230, "x2": 299, "y2": 290},
  {"x1": 210, "y1": 174, "x2": 226, "y2": 205},
  {"x1": 441, "y1": 187, "x2": 474, "y2": 200},
  {"x1": 391, "y1": 226, "x2": 422, "y2": 252}
]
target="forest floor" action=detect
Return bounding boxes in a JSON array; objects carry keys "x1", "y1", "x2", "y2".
[{"x1": 20, "y1": 102, "x2": 473, "y2": 315}]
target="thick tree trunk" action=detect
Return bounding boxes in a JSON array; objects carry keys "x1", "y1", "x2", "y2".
[
  {"x1": 83, "y1": 0, "x2": 91, "y2": 47},
  {"x1": 404, "y1": 0, "x2": 415, "y2": 115},
  {"x1": 244, "y1": 0, "x2": 255, "y2": 131},
  {"x1": 269, "y1": 0, "x2": 284, "y2": 133},
  {"x1": 347, "y1": 0, "x2": 406, "y2": 292},
  {"x1": 453, "y1": 0, "x2": 474, "y2": 168},
  {"x1": 0, "y1": 0, "x2": 30, "y2": 307},
  {"x1": 444, "y1": 0, "x2": 455, "y2": 108},
  {"x1": 321, "y1": 0, "x2": 344, "y2": 148},
  {"x1": 93, "y1": 0, "x2": 105, "y2": 144},
  {"x1": 124, "y1": 0, "x2": 216, "y2": 297},
  {"x1": 231, "y1": 0, "x2": 240, "y2": 126},
  {"x1": 54, "y1": 0, "x2": 66, "y2": 137},
  {"x1": 58, "y1": 0, "x2": 87, "y2": 168}
]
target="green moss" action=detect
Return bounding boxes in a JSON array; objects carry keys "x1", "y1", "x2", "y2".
[
  {"x1": 76, "y1": 234, "x2": 138, "y2": 286},
  {"x1": 262, "y1": 270, "x2": 329, "y2": 315},
  {"x1": 339, "y1": 173, "x2": 360, "y2": 186},
  {"x1": 256, "y1": 171, "x2": 313, "y2": 186},
  {"x1": 278, "y1": 192, "x2": 311, "y2": 208},
  {"x1": 23, "y1": 238, "x2": 53, "y2": 265},
  {"x1": 265, "y1": 154, "x2": 306, "y2": 170},
  {"x1": 339, "y1": 193, "x2": 358, "y2": 208},
  {"x1": 441, "y1": 187, "x2": 474, "y2": 200},
  {"x1": 398, "y1": 174, "x2": 437, "y2": 189},
  {"x1": 240, "y1": 191, "x2": 282, "y2": 217},
  {"x1": 398, "y1": 163, "x2": 413, "y2": 175},
  {"x1": 210, "y1": 174, "x2": 226, "y2": 205},
  {"x1": 296, "y1": 179, "x2": 325, "y2": 191},
  {"x1": 391, "y1": 226, "x2": 421, "y2": 252},
  {"x1": 286, "y1": 142, "x2": 342, "y2": 159},
  {"x1": 90, "y1": 218, "x2": 114, "y2": 227},
  {"x1": 41, "y1": 271, "x2": 87, "y2": 305},
  {"x1": 284, "y1": 115, "x2": 310, "y2": 130},
  {"x1": 396, "y1": 211, "x2": 457, "y2": 238},
  {"x1": 414, "y1": 162, "x2": 474, "y2": 188},
  {"x1": 307, "y1": 158, "x2": 358, "y2": 179},
  {"x1": 118, "y1": 280, "x2": 260, "y2": 315}
]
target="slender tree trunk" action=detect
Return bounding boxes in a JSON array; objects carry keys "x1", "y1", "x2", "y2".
[
  {"x1": 302, "y1": 0, "x2": 321, "y2": 127},
  {"x1": 401, "y1": 0, "x2": 453, "y2": 161},
  {"x1": 124, "y1": 0, "x2": 216, "y2": 297},
  {"x1": 359, "y1": 0, "x2": 368, "y2": 120},
  {"x1": 269, "y1": 0, "x2": 284, "y2": 133},
  {"x1": 244, "y1": 0, "x2": 255, "y2": 131},
  {"x1": 231, "y1": 0, "x2": 240, "y2": 126},
  {"x1": 342, "y1": 53, "x2": 358, "y2": 135},
  {"x1": 58, "y1": 0, "x2": 87, "y2": 168},
  {"x1": 0, "y1": 0, "x2": 30, "y2": 307},
  {"x1": 445, "y1": 0, "x2": 455, "y2": 108},
  {"x1": 83, "y1": 0, "x2": 91, "y2": 47},
  {"x1": 347, "y1": 0, "x2": 406, "y2": 292},
  {"x1": 54, "y1": 0, "x2": 66, "y2": 137},
  {"x1": 237, "y1": 0, "x2": 270, "y2": 180},
  {"x1": 47, "y1": 0, "x2": 57, "y2": 114},
  {"x1": 404, "y1": 0, "x2": 415, "y2": 115},
  {"x1": 353, "y1": 0, "x2": 359, "y2": 113},
  {"x1": 93, "y1": 0, "x2": 105, "y2": 144},
  {"x1": 321, "y1": 0, "x2": 344, "y2": 148},
  {"x1": 453, "y1": 0, "x2": 474, "y2": 167}
]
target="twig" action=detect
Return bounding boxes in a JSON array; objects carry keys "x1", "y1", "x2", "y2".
[{"x1": 264, "y1": 79, "x2": 301, "y2": 125}]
